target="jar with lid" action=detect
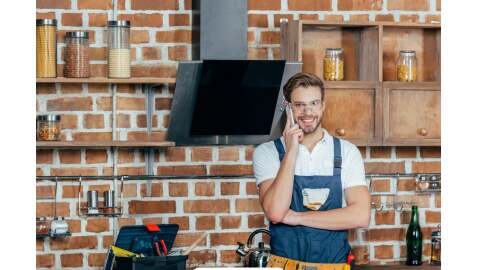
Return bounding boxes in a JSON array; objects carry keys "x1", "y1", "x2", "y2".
[
  {"x1": 37, "y1": 115, "x2": 61, "y2": 141},
  {"x1": 36, "y1": 217, "x2": 49, "y2": 235},
  {"x1": 64, "y1": 31, "x2": 90, "y2": 78},
  {"x1": 397, "y1": 50, "x2": 417, "y2": 82},
  {"x1": 323, "y1": 48, "x2": 344, "y2": 81},
  {"x1": 36, "y1": 19, "x2": 57, "y2": 78},
  {"x1": 107, "y1": 20, "x2": 131, "y2": 78},
  {"x1": 430, "y1": 225, "x2": 441, "y2": 265},
  {"x1": 51, "y1": 216, "x2": 69, "y2": 235}
]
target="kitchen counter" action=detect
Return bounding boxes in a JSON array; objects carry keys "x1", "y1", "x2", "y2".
[{"x1": 355, "y1": 264, "x2": 440, "y2": 270}]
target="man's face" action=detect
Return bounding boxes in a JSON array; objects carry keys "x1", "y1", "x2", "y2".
[{"x1": 290, "y1": 86, "x2": 325, "y2": 134}]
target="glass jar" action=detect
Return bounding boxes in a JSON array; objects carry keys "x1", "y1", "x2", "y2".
[
  {"x1": 397, "y1": 50, "x2": 417, "y2": 82},
  {"x1": 37, "y1": 115, "x2": 61, "y2": 141},
  {"x1": 36, "y1": 217, "x2": 49, "y2": 235},
  {"x1": 51, "y1": 216, "x2": 69, "y2": 234},
  {"x1": 430, "y1": 225, "x2": 441, "y2": 265},
  {"x1": 36, "y1": 19, "x2": 57, "y2": 78},
  {"x1": 323, "y1": 48, "x2": 344, "y2": 81},
  {"x1": 107, "y1": 20, "x2": 131, "y2": 78},
  {"x1": 64, "y1": 31, "x2": 90, "y2": 78}
]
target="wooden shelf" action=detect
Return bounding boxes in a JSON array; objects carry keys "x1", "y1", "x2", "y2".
[
  {"x1": 36, "y1": 77, "x2": 176, "y2": 84},
  {"x1": 36, "y1": 141, "x2": 175, "y2": 148}
]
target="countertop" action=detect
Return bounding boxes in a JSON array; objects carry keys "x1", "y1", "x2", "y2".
[{"x1": 355, "y1": 264, "x2": 440, "y2": 270}]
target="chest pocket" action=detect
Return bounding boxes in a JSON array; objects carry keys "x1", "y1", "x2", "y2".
[{"x1": 302, "y1": 188, "x2": 330, "y2": 210}]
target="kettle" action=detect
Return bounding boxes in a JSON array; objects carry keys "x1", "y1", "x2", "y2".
[{"x1": 236, "y1": 229, "x2": 271, "y2": 267}]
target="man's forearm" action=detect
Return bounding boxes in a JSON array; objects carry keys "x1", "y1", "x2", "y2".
[{"x1": 294, "y1": 203, "x2": 370, "y2": 230}]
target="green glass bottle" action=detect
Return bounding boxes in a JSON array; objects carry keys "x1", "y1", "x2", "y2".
[{"x1": 406, "y1": 205, "x2": 423, "y2": 265}]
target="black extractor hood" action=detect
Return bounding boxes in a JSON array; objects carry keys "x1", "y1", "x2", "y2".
[{"x1": 167, "y1": 0, "x2": 301, "y2": 145}]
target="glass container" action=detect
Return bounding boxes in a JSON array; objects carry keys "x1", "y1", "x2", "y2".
[
  {"x1": 107, "y1": 20, "x2": 131, "y2": 78},
  {"x1": 36, "y1": 115, "x2": 61, "y2": 141},
  {"x1": 397, "y1": 50, "x2": 417, "y2": 82},
  {"x1": 430, "y1": 225, "x2": 441, "y2": 265},
  {"x1": 64, "y1": 31, "x2": 90, "y2": 78},
  {"x1": 323, "y1": 48, "x2": 344, "y2": 81},
  {"x1": 36, "y1": 217, "x2": 49, "y2": 234},
  {"x1": 36, "y1": 19, "x2": 57, "y2": 78}
]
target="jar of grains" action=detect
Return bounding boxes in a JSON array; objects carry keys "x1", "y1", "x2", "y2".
[
  {"x1": 323, "y1": 48, "x2": 344, "y2": 81},
  {"x1": 107, "y1": 20, "x2": 131, "y2": 78},
  {"x1": 64, "y1": 31, "x2": 90, "y2": 78},
  {"x1": 397, "y1": 50, "x2": 417, "y2": 82},
  {"x1": 37, "y1": 115, "x2": 61, "y2": 141},
  {"x1": 36, "y1": 19, "x2": 57, "y2": 78}
]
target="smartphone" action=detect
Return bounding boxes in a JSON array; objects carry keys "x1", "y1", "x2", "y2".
[{"x1": 286, "y1": 104, "x2": 295, "y2": 127}]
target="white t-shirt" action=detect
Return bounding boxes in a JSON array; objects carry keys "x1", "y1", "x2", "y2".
[{"x1": 252, "y1": 128, "x2": 366, "y2": 207}]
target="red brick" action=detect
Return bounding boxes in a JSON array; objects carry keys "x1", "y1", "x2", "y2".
[
  {"x1": 37, "y1": 185, "x2": 55, "y2": 198},
  {"x1": 221, "y1": 250, "x2": 241, "y2": 263},
  {"x1": 236, "y1": 199, "x2": 262, "y2": 212},
  {"x1": 117, "y1": 218, "x2": 136, "y2": 228},
  {"x1": 37, "y1": 12, "x2": 55, "y2": 20},
  {"x1": 195, "y1": 182, "x2": 215, "y2": 196},
  {"x1": 136, "y1": 114, "x2": 158, "y2": 128},
  {"x1": 118, "y1": 167, "x2": 145, "y2": 175},
  {"x1": 374, "y1": 245, "x2": 394, "y2": 259},
  {"x1": 36, "y1": 83, "x2": 56, "y2": 94},
  {"x1": 142, "y1": 217, "x2": 163, "y2": 225},
  {"x1": 168, "y1": 46, "x2": 189, "y2": 61},
  {"x1": 375, "y1": 210, "x2": 395, "y2": 225},
  {"x1": 37, "y1": 0, "x2": 70, "y2": 9},
  {"x1": 349, "y1": 14, "x2": 370, "y2": 22},
  {"x1": 88, "y1": 184, "x2": 111, "y2": 196},
  {"x1": 118, "y1": 149, "x2": 135, "y2": 163},
  {"x1": 221, "y1": 216, "x2": 241, "y2": 229},
  {"x1": 117, "y1": 113, "x2": 131, "y2": 128},
  {"x1": 249, "y1": 14, "x2": 268, "y2": 27},
  {"x1": 103, "y1": 235, "x2": 113, "y2": 248},
  {"x1": 158, "y1": 165, "x2": 207, "y2": 175},
  {"x1": 248, "y1": 31, "x2": 255, "y2": 44},
  {"x1": 412, "y1": 162, "x2": 441, "y2": 173},
  {"x1": 62, "y1": 185, "x2": 81, "y2": 198},
  {"x1": 196, "y1": 216, "x2": 215, "y2": 230},
  {"x1": 210, "y1": 164, "x2": 253, "y2": 175},
  {"x1": 142, "y1": 47, "x2": 162, "y2": 60},
  {"x1": 436, "y1": 0, "x2": 441, "y2": 10},
  {"x1": 37, "y1": 239, "x2": 44, "y2": 251},
  {"x1": 88, "y1": 13, "x2": 107, "y2": 27},
  {"x1": 169, "y1": 14, "x2": 190, "y2": 26},
  {"x1": 51, "y1": 167, "x2": 98, "y2": 176},
  {"x1": 140, "y1": 183, "x2": 163, "y2": 197},
  {"x1": 425, "y1": 211, "x2": 440, "y2": 223},
  {"x1": 435, "y1": 193, "x2": 440, "y2": 208},
  {"x1": 288, "y1": 0, "x2": 331, "y2": 10},
  {"x1": 73, "y1": 132, "x2": 112, "y2": 141},
  {"x1": 245, "y1": 146, "x2": 254, "y2": 161},
  {"x1": 61, "y1": 253, "x2": 83, "y2": 267},
  {"x1": 218, "y1": 147, "x2": 240, "y2": 161},
  {"x1": 370, "y1": 147, "x2": 391, "y2": 158},
  {"x1": 169, "y1": 182, "x2": 189, "y2": 197},
  {"x1": 169, "y1": 216, "x2": 189, "y2": 231},
  {"x1": 299, "y1": 14, "x2": 319, "y2": 20},
  {"x1": 426, "y1": 15, "x2": 441, "y2": 24},
  {"x1": 156, "y1": 30, "x2": 192, "y2": 43},
  {"x1": 352, "y1": 245, "x2": 370, "y2": 264},
  {"x1": 338, "y1": 0, "x2": 382, "y2": 10},
  {"x1": 50, "y1": 236, "x2": 98, "y2": 250},
  {"x1": 260, "y1": 31, "x2": 280, "y2": 44},
  {"x1": 397, "y1": 178, "x2": 416, "y2": 192},
  {"x1": 88, "y1": 253, "x2": 106, "y2": 267},
  {"x1": 174, "y1": 233, "x2": 207, "y2": 247},
  {"x1": 324, "y1": 15, "x2": 344, "y2": 22},
  {"x1": 184, "y1": 199, "x2": 230, "y2": 213},
  {"x1": 221, "y1": 182, "x2": 240, "y2": 195},
  {"x1": 131, "y1": 30, "x2": 150, "y2": 44},
  {"x1": 78, "y1": 0, "x2": 125, "y2": 10},
  {"x1": 121, "y1": 183, "x2": 138, "y2": 198},
  {"x1": 388, "y1": 0, "x2": 429, "y2": 10},
  {"x1": 66, "y1": 219, "x2": 81, "y2": 233},
  {"x1": 62, "y1": 13, "x2": 82, "y2": 26},
  {"x1": 371, "y1": 179, "x2": 390, "y2": 193},
  {"x1": 247, "y1": 182, "x2": 259, "y2": 195},
  {"x1": 83, "y1": 114, "x2": 104, "y2": 129},
  {"x1": 37, "y1": 150, "x2": 53, "y2": 164},
  {"x1": 129, "y1": 200, "x2": 176, "y2": 214},
  {"x1": 248, "y1": 0, "x2": 281, "y2": 10},
  {"x1": 188, "y1": 250, "x2": 216, "y2": 266},
  {"x1": 59, "y1": 150, "x2": 81, "y2": 164},
  {"x1": 37, "y1": 202, "x2": 70, "y2": 217},
  {"x1": 396, "y1": 146, "x2": 417, "y2": 158},
  {"x1": 191, "y1": 147, "x2": 212, "y2": 161},
  {"x1": 155, "y1": 97, "x2": 173, "y2": 110},
  {"x1": 365, "y1": 162, "x2": 405, "y2": 174},
  {"x1": 165, "y1": 147, "x2": 186, "y2": 162},
  {"x1": 131, "y1": 65, "x2": 177, "y2": 77},
  {"x1": 375, "y1": 14, "x2": 395, "y2": 22},
  {"x1": 36, "y1": 254, "x2": 55, "y2": 268},
  {"x1": 273, "y1": 14, "x2": 294, "y2": 27},
  {"x1": 420, "y1": 147, "x2": 441, "y2": 158},
  {"x1": 210, "y1": 232, "x2": 250, "y2": 246},
  {"x1": 37, "y1": 168, "x2": 43, "y2": 176},
  {"x1": 58, "y1": 114, "x2": 78, "y2": 129},
  {"x1": 117, "y1": 97, "x2": 145, "y2": 110},
  {"x1": 248, "y1": 214, "x2": 267, "y2": 228},
  {"x1": 400, "y1": 15, "x2": 420, "y2": 23},
  {"x1": 365, "y1": 228, "x2": 405, "y2": 241},
  {"x1": 131, "y1": 0, "x2": 178, "y2": 10},
  {"x1": 47, "y1": 97, "x2": 93, "y2": 111},
  {"x1": 118, "y1": 13, "x2": 163, "y2": 27},
  {"x1": 86, "y1": 218, "x2": 109, "y2": 232},
  {"x1": 389, "y1": 194, "x2": 431, "y2": 209},
  {"x1": 59, "y1": 83, "x2": 83, "y2": 94},
  {"x1": 96, "y1": 97, "x2": 112, "y2": 111}
]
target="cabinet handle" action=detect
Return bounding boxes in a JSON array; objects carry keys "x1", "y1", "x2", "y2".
[
  {"x1": 417, "y1": 128, "x2": 428, "y2": 136},
  {"x1": 335, "y1": 128, "x2": 346, "y2": 136}
]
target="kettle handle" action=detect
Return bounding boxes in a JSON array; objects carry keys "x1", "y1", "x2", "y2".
[{"x1": 246, "y1": 229, "x2": 271, "y2": 248}]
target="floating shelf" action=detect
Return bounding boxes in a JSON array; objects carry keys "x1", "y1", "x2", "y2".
[
  {"x1": 36, "y1": 77, "x2": 176, "y2": 84},
  {"x1": 36, "y1": 141, "x2": 175, "y2": 148}
]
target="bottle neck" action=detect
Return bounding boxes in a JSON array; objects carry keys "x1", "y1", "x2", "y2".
[{"x1": 410, "y1": 207, "x2": 420, "y2": 225}]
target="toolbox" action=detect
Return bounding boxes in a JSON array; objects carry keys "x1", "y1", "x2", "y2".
[{"x1": 104, "y1": 224, "x2": 188, "y2": 270}]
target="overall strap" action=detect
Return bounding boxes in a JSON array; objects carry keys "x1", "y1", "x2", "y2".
[
  {"x1": 273, "y1": 138, "x2": 286, "y2": 161},
  {"x1": 333, "y1": 137, "x2": 342, "y2": 176}
]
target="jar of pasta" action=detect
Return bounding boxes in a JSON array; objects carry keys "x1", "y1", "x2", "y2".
[
  {"x1": 36, "y1": 19, "x2": 57, "y2": 78},
  {"x1": 323, "y1": 48, "x2": 344, "y2": 81},
  {"x1": 107, "y1": 20, "x2": 131, "y2": 78},
  {"x1": 64, "y1": 31, "x2": 90, "y2": 78},
  {"x1": 397, "y1": 50, "x2": 417, "y2": 82},
  {"x1": 37, "y1": 115, "x2": 61, "y2": 141}
]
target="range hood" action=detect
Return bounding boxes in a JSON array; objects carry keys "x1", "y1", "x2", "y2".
[{"x1": 167, "y1": 0, "x2": 301, "y2": 145}]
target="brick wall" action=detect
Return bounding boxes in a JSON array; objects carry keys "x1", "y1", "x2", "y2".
[{"x1": 36, "y1": 0, "x2": 441, "y2": 268}]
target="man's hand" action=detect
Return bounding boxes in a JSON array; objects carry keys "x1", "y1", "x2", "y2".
[
  {"x1": 283, "y1": 107, "x2": 303, "y2": 153},
  {"x1": 281, "y1": 209, "x2": 301, "y2": 226}
]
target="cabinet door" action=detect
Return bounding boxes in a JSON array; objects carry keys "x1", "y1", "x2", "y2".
[
  {"x1": 321, "y1": 82, "x2": 382, "y2": 146},
  {"x1": 383, "y1": 82, "x2": 440, "y2": 146}
]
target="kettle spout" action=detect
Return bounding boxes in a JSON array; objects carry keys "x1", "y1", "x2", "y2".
[{"x1": 236, "y1": 242, "x2": 248, "y2": 256}]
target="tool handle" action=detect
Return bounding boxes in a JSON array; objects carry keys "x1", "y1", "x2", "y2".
[
  {"x1": 183, "y1": 231, "x2": 208, "y2": 255},
  {"x1": 160, "y1": 239, "x2": 168, "y2": 256}
]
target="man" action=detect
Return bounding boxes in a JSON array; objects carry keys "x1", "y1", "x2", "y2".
[{"x1": 253, "y1": 72, "x2": 370, "y2": 269}]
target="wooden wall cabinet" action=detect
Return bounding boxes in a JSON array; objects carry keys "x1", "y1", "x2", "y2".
[{"x1": 281, "y1": 20, "x2": 441, "y2": 146}]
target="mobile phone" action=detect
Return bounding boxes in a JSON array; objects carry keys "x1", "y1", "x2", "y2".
[{"x1": 286, "y1": 104, "x2": 295, "y2": 127}]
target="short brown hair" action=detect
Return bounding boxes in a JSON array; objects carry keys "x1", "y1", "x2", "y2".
[{"x1": 283, "y1": 72, "x2": 325, "y2": 102}]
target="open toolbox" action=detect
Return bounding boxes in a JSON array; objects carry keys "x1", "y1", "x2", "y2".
[{"x1": 104, "y1": 224, "x2": 188, "y2": 270}]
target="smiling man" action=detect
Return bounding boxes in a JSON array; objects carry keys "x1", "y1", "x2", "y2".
[{"x1": 253, "y1": 72, "x2": 371, "y2": 269}]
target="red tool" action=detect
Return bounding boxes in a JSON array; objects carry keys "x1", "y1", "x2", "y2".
[
  {"x1": 159, "y1": 239, "x2": 168, "y2": 256},
  {"x1": 154, "y1": 242, "x2": 163, "y2": 256},
  {"x1": 347, "y1": 253, "x2": 356, "y2": 270}
]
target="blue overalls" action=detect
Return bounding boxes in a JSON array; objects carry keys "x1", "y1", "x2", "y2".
[{"x1": 269, "y1": 137, "x2": 351, "y2": 263}]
